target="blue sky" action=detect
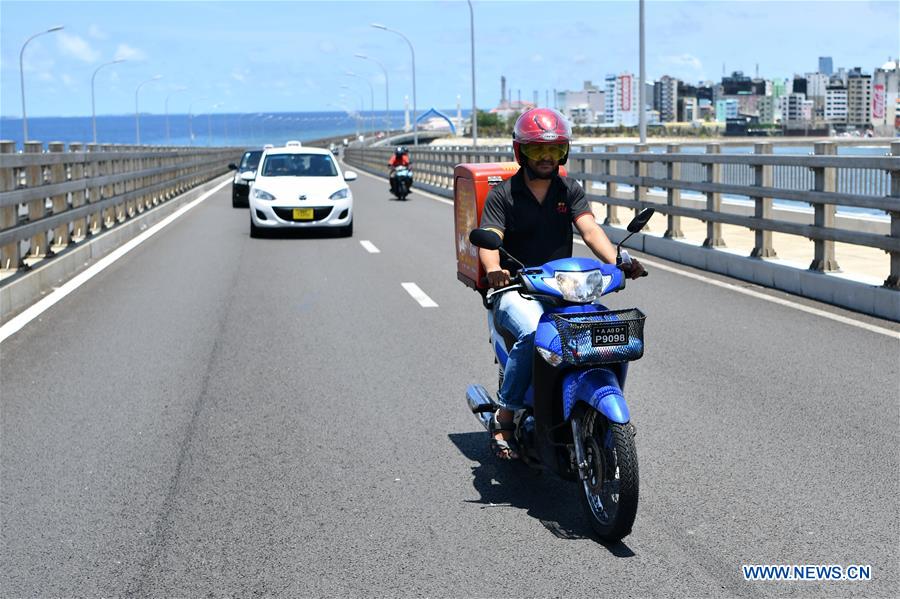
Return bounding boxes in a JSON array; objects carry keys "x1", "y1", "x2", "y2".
[{"x1": 2, "y1": 0, "x2": 897, "y2": 117}]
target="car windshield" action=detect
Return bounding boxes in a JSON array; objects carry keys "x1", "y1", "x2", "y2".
[
  {"x1": 261, "y1": 153, "x2": 338, "y2": 177},
  {"x1": 240, "y1": 151, "x2": 263, "y2": 171}
]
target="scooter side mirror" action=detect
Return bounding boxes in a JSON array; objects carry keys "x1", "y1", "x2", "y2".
[
  {"x1": 469, "y1": 228, "x2": 502, "y2": 250},
  {"x1": 627, "y1": 207, "x2": 655, "y2": 233}
]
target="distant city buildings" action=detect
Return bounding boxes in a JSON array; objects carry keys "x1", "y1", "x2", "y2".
[{"x1": 494, "y1": 55, "x2": 898, "y2": 135}]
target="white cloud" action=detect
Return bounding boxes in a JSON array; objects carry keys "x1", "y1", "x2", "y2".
[
  {"x1": 573, "y1": 54, "x2": 588, "y2": 66},
  {"x1": 61, "y1": 74, "x2": 75, "y2": 87},
  {"x1": 531, "y1": 54, "x2": 544, "y2": 63},
  {"x1": 57, "y1": 33, "x2": 100, "y2": 63},
  {"x1": 319, "y1": 40, "x2": 336, "y2": 54},
  {"x1": 661, "y1": 53, "x2": 704, "y2": 74},
  {"x1": 231, "y1": 70, "x2": 246, "y2": 82},
  {"x1": 88, "y1": 25, "x2": 108, "y2": 40},
  {"x1": 114, "y1": 44, "x2": 147, "y2": 61}
]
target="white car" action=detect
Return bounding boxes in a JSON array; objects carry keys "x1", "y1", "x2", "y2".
[{"x1": 243, "y1": 143, "x2": 357, "y2": 237}]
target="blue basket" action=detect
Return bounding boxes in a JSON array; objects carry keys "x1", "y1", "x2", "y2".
[{"x1": 551, "y1": 308, "x2": 646, "y2": 365}]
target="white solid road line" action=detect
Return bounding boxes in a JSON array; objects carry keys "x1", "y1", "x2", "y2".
[
  {"x1": 359, "y1": 240, "x2": 380, "y2": 253},
  {"x1": 0, "y1": 179, "x2": 231, "y2": 344},
  {"x1": 401, "y1": 282, "x2": 439, "y2": 308},
  {"x1": 574, "y1": 238, "x2": 899, "y2": 339},
  {"x1": 351, "y1": 162, "x2": 898, "y2": 337}
]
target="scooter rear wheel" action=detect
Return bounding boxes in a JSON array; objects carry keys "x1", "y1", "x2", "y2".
[{"x1": 576, "y1": 409, "x2": 638, "y2": 541}]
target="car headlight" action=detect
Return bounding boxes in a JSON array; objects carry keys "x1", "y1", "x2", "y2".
[
  {"x1": 549, "y1": 270, "x2": 612, "y2": 303},
  {"x1": 329, "y1": 188, "x2": 350, "y2": 200},
  {"x1": 253, "y1": 188, "x2": 275, "y2": 201}
]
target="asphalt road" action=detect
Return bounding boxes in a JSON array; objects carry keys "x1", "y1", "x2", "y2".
[{"x1": 1, "y1": 167, "x2": 898, "y2": 598}]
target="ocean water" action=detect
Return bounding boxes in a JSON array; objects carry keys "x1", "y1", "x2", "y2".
[{"x1": 0, "y1": 110, "x2": 460, "y2": 150}]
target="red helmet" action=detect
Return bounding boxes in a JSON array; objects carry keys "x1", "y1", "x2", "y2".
[{"x1": 512, "y1": 108, "x2": 572, "y2": 166}]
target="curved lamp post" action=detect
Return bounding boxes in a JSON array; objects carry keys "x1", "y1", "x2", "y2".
[
  {"x1": 371, "y1": 23, "x2": 417, "y2": 145},
  {"x1": 91, "y1": 59, "x2": 125, "y2": 144},
  {"x1": 19, "y1": 25, "x2": 64, "y2": 144},
  {"x1": 135, "y1": 75, "x2": 162, "y2": 145},
  {"x1": 345, "y1": 71, "x2": 375, "y2": 138},
  {"x1": 354, "y1": 53, "x2": 390, "y2": 131},
  {"x1": 340, "y1": 87, "x2": 364, "y2": 138},
  {"x1": 467, "y1": 0, "x2": 477, "y2": 147}
]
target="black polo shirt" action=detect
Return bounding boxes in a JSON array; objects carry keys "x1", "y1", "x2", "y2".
[{"x1": 480, "y1": 170, "x2": 593, "y2": 273}]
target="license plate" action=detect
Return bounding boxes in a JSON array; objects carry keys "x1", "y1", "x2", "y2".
[
  {"x1": 591, "y1": 323, "x2": 629, "y2": 347},
  {"x1": 293, "y1": 208, "x2": 314, "y2": 220}
]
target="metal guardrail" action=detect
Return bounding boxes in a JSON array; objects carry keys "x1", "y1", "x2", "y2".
[
  {"x1": 0, "y1": 140, "x2": 241, "y2": 281},
  {"x1": 345, "y1": 141, "x2": 900, "y2": 289}
]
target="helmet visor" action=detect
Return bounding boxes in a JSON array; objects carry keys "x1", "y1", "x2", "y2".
[{"x1": 520, "y1": 143, "x2": 569, "y2": 162}]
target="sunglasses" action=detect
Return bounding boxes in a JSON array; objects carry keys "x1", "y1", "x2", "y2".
[{"x1": 520, "y1": 143, "x2": 569, "y2": 162}]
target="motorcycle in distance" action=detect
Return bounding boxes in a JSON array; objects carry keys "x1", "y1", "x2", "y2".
[
  {"x1": 466, "y1": 208, "x2": 653, "y2": 542},
  {"x1": 390, "y1": 165, "x2": 413, "y2": 200}
]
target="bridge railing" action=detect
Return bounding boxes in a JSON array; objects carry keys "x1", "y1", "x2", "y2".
[
  {"x1": 345, "y1": 141, "x2": 900, "y2": 291},
  {"x1": 0, "y1": 141, "x2": 241, "y2": 281}
]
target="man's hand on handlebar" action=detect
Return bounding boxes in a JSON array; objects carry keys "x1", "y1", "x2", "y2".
[
  {"x1": 486, "y1": 268, "x2": 511, "y2": 288},
  {"x1": 621, "y1": 257, "x2": 647, "y2": 280}
]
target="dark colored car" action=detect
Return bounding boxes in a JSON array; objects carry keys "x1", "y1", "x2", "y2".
[{"x1": 228, "y1": 150, "x2": 263, "y2": 208}]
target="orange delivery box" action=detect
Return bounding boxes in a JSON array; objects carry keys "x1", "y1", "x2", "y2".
[{"x1": 453, "y1": 162, "x2": 566, "y2": 291}]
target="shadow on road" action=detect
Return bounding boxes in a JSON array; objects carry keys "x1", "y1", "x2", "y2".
[
  {"x1": 249, "y1": 228, "x2": 348, "y2": 240},
  {"x1": 448, "y1": 431, "x2": 635, "y2": 556}
]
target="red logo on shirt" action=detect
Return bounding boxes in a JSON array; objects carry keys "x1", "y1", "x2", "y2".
[{"x1": 556, "y1": 202, "x2": 568, "y2": 214}]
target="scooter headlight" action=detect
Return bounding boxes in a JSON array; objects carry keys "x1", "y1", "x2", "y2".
[{"x1": 550, "y1": 270, "x2": 612, "y2": 303}]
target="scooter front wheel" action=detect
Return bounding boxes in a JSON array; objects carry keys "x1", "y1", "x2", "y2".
[{"x1": 576, "y1": 409, "x2": 638, "y2": 541}]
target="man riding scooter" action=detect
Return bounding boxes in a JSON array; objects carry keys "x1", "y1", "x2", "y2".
[{"x1": 388, "y1": 146, "x2": 412, "y2": 198}]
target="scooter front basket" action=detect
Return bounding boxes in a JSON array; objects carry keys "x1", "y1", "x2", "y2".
[{"x1": 551, "y1": 308, "x2": 646, "y2": 365}]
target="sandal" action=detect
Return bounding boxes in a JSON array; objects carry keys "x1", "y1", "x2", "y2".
[{"x1": 489, "y1": 412, "x2": 519, "y2": 460}]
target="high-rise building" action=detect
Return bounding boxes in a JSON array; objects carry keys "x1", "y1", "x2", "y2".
[
  {"x1": 806, "y1": 73, "x2": 830, "y2": 119},
  {"x1": 779, "y1": 93, "x2": 811, "y2": 124},
  {"x1": 818, "y1": 57, "x2": 833, "y2": 76},
  {"x1": 846, "y1": 67, "x2": 872, "y2": 127},
  {"x1": 872, "y1": 59, "x2": 899, "y2": 134},
  {"x1": 715, "y1": 99, "x2": 738, "y2": 122},
  {"x1": 825, "y1": 85, "x2": 848, "y2": 124},
  {"x1": 605, "y1": 73, "x2": 640, "y2": 126},
  {"x1": 653, "y1": 75, "x2": 679, "y2": 122},
  {"x1": 722, "y1": 71, "x2": 753, "y2": 95},
  {"x1": 792, "y1": 76, "x2": 808, "y2": 95},
  {"x1": 557, "y1": 81, "x2": 605, "y2": 124},
  {"x1": 758, "y1": 96, "x2": 781, "y2": 124}
]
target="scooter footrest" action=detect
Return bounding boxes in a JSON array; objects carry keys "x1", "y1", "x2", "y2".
[{"x1": 471, "y1": 403, "x2": 499, "y2": 414}]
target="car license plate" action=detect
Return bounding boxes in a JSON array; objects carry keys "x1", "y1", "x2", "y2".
[
  {"x1": 591, "y1": 323, "x2": 629, "y2": 347},
  {"x1": 293, "y1": 208, "x2": 314, "y2": 220}
]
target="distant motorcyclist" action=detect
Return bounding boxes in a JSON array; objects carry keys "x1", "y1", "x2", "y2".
[{"x1": 389, "y1": 146, "x2": 411, "y2": 195}]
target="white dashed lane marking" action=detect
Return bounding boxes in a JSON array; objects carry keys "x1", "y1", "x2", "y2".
[
  {"x1": 401, "y1": 282, "x2": 439, "y2": 308},
  {"x1": 359, "y1": 240, "x2": 380, "y2": 253}
]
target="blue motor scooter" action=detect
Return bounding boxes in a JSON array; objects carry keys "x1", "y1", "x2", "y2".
[
  {"x1": 390, "y1": 165, "x2": 413, "y2": 200},
  {"x1": 466, "y1": 208, "x2": 653, "y2": 541}
]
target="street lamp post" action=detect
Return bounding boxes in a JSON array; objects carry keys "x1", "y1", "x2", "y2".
[
  {"x1": 639, "y1": 0, "x2": 646, "y2": 143},
  {"x1": 354, "y1": 53, "x2": 390, "y2": 132},
  {"x1": 345, "y1": 72, "x2": 375, "y2": 138},
  {"x1": 19, "y1": 25, "x2": 64, "y2": 144},
  {"x1": 91, "y1": 59, "x2": 125, "y2": 144},
  {"x1": 164, "y1": 87, "x2": 187, "y2": 145},
  {"x1": 340, "y1": 87, "x2": 365, "y2": 138},
  {"x1": 135, "y1": 75, "x2": 162, "y2": 145},
  {"x1": 467, "y1": 0, "x2": 477, "y2": 148},
  {"x1": 371, "y1": 23, "x2": 417, "y2": 146}
]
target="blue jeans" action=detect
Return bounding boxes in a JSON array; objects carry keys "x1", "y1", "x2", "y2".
[{"x1": 492, "y1": 291, "x2": 547, "y2": 411}]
